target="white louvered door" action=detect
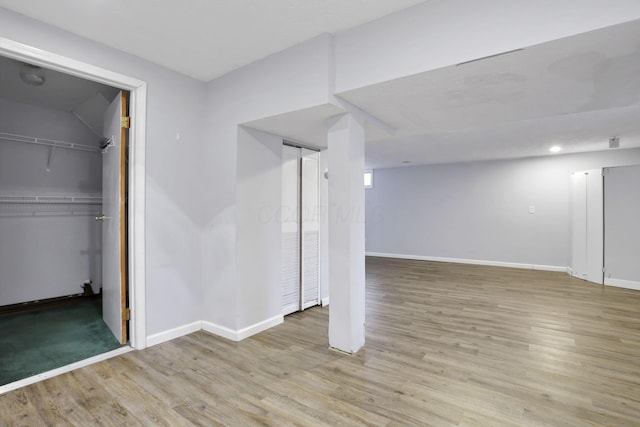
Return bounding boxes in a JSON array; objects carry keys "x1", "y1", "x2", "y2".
[
  {"x1": 301, "y1": 149, "x2": 320, "y2": 309},
  {"x1": 281, "y1": 144, "x2": 320, "y2": 315},
  {"x1": 281, "y1": 145, "x2": 301, "y2": 316}
]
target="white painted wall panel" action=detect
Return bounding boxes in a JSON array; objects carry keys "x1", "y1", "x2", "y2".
[
  {"x1": 604, "y1": 165, "x2": 640, "y2": 285},
  {"x1": 335, "y1": 0, "x2": 640, "y2": 92},
  {"x1": 0, "y1": 98, "x2": 102, "y2": 305},
  {"x1": 236, "y1": 127, "x2": 283, "y2": 329},
  {"x1": 366, "y1": 149, "x2": 640, "y2": 270}
]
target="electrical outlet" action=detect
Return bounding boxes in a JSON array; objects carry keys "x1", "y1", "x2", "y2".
[{"x1": 529, "y1": 206, "x2": 535, "y2": 214}]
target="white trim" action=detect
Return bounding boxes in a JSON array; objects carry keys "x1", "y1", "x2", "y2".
[
  {"x1": 129, "y1": 85, "x2": 147, "y2": 349},
  {"x1": 202, "y1": 314, "x2": 284, "y2": 342},
  {"x1": 0, "y1": 346, "x2": 133, "y2": 396},
  {"x1": 202, "y1": 321, "x2": 239, "y2": 341},
  {"x1": 0, "y1": 36, "x2": 148, "y2": 350},
  {"x1": 605, "y1": 278, "x2": 640, "y2": 291},
  {"x1": 237, "y1": 315, "x2": 283, "y2": 341},
  {"x1": 365, "y1": 252, "x2": 566, "y2": 272},
  {"x1": 282, "y1": 303, "x2": 299, "y2": 316},
  {"x1": 321, "y1": 297, "x2": 330, "y2": 306},
  {"x1": 146, "y1": 321, "x2": 202, "y2": 347}
]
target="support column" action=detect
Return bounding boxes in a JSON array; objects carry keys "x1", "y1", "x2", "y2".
[{"x1": 327, "y1": 113, "x2": 365, "y2": 353}]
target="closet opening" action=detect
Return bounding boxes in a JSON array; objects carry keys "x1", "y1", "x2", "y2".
[
  {"x1": 0, "y1": 54, "x2": 131, "y2": 387},
  {"x1": 281, "y1": 141, "x2": 321, "y2": 316}
]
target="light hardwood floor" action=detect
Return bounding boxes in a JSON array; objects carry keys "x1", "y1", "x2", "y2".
[{"x1": 1, "y1": 257, "x2": 640, "y2": 426}]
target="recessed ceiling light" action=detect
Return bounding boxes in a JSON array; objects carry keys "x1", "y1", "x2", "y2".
[
  {"x1": 549, "y1": 146, "x2": 562, "y2": 153},
  {"x1": 19, "y1": 63, "x2": 46, "y2": 87}
]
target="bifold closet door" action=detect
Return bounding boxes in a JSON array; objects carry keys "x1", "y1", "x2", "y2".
[
  {"x1": 301, "y1": 149, "x2": 320, "y2": 309},
  {"x1": 570, "y1": 169, "x2": 603, "y2": 284},
  {"x1": 604, "y1": 165, "x2": 640, "y2": 289},
  {"x1": 281, "y1": 145, "x2": 301, "y2": 316}
]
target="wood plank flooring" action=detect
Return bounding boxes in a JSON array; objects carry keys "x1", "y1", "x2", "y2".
[{"x1": 2, "y1": 257, "x2": 640, "y2": 426}]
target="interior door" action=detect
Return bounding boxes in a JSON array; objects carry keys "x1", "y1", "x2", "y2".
[
  {"x1": 570, "y1": 169, "x2": 603, "y2": 284},
  {"x1": 570, "y1": 172, "x2": 588, "y2": 279},
  {"x1": 281, "y1": 145, "x2": 301, "y2": 315},
  {"x1": 101, "y1": 91, "x2": 127, "y2": 343},
  {"x1": 301, "y1": 149, "x2": 320, "y2": 309}
]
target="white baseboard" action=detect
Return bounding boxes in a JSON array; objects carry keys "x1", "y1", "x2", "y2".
[
  {"x1": 365, "y1": 252, "x2": 566, "y2": 272},
  {"x1": 146, "y1": 321, "x2": 202, "y2": 347},
  {"x1": 321, "y1": 297, "x2": 330, "y2": 307},
  {"x1": 237, "y1": 314, "x2": 283, "y2": 341},
  {"x1": 605, "y1": 277, "x2": 640, "y2": 291},
  {"x1": 0, "y1": 346, "x2": 133, "y2": 396},
  {"x1": 202, "y1": 321, "x2": 239, "y2": 341},
  {"x1": 203, "y1": 314, "x2": 283, "y2": 342}
]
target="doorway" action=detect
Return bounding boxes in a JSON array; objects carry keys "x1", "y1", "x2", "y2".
[
  {"x1": 0, "y1": 36, "x2": 147, "y2": 391},
  {"x1": 569, "y1": 166, "x2": 640, "y2": 290},
  {"x1": 281, "y1": 143, "x2": 321, "y2": 315},
  {"x1": 0, "y1": 57, "x2": 129, "y2": 385}
]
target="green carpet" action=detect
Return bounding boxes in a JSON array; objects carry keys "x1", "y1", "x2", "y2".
[{"x1": 0, "y1": 298, "x2": 122, "y2": 386}]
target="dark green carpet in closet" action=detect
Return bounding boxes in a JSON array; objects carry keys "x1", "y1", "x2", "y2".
[{"x1": 0, "y1": 297, "x2": 122, "y2": 386}]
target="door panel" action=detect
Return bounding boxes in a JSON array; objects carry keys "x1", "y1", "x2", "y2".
[
  {"x1": 281, "y1": 145, "x2": 301, "y2": 315},
  {"x1": 101, "y1": 91, "x2": 126, "y2": 343},
  {"x1": 301, "y1": 150, "x2": 320, "y2": 309},
  {"x1": 585, "y1": 170, "x2": 603, "y2": 284},
  {"x1": 570, "y1": 170, "x2": 603, "y2": 284},
  {"x1": 571, "y1": 172, "x2": 587, "y2": 279}
]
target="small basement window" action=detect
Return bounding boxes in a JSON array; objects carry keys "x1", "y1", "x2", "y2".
[{"x1": 364, "y1": 170, "x2": 373, "y2": 189}]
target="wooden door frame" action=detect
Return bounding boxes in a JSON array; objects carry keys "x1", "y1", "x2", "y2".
[{"x1": 0, "y1": 36, "x2": 148, "y2": 350}]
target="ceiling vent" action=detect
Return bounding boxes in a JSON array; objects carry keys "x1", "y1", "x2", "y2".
[{"x1": 609, "y1": 137, "x2": 620, "y2": 149}]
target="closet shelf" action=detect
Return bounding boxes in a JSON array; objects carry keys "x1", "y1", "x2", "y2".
[
  {"x1": 0, "y1": 195, "x2": 103, "y2": 217},
  {"x1": 0, "y1": 131, "x2": 100, "y2": 153}
]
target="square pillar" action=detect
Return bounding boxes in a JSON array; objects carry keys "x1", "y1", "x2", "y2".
[{"x1": 327, "y1": 113, "x2": 365, "y2": 353}]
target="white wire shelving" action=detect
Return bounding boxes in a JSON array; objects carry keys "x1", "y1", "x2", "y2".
[
  {"x1": 0, "y1": 131, "x2": 101, "y2": 153},
  {"x1": 0, "y1": 195, "x2": 103, "y2": 217}
]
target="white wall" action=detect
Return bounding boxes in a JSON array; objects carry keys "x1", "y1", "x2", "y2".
[
  {"x1": 335, "y1": 0, "x2": 640, "y2": 92},
  {"x1": 0, "y1": 8, "x2": 206, "y2": 336},
  {"x1": 235, "y1": 127, "x2": 282, "y2": 329},
  {"x1": 0, "y1": 97, "x2": 102, "y2": 305},
  {"x1": 3, "y1": 2, "x2": 639, "y2": 343},
  {"x1": 201, "y1": 34, "x2": 333, "y2": 332},
  {"x1": 365, "y1": 148, "x2": 640, "y2": 269},
  {"x1": 604, "y1": 165, "x2": 640, "y2": 286},
  {"x1": 319, "y1": 150, "x2": 329, "y2": 305}
]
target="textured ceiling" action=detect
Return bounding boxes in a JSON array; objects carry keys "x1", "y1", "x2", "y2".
[
  {"x1": 2, "y1": 2, "x2": 638, "y2": 168},
  {"x1": 0, "y1": 0, "x2": 425, "y2": 81},
  {"x1": 337, "y1": 19, "x2": 640, "y2": 168},
  {"x1": 0, "y1": 55, "x2": 118, "y2": 113},
  {"x1": 240, "y1": 20, "x2": 640, "y2": 168}
]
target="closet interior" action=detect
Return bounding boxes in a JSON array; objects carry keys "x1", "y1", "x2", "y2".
[{"x1": 0, "y1": 55, "x2": 123, "y2": 386}]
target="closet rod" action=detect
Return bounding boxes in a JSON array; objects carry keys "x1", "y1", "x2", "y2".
[
  {"x1": 0, "y1": 131, "x2": 100, "y2": 153},
  {"x1": 0, "y1": 195, "x2": 102, "y2": 204}
]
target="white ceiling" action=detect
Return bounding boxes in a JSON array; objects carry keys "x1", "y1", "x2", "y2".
[
  {"x1": 340, "y1": 19, "x2": 640, "y2": 168},
  {"x1": 2, "y1": 2, "x2": 639, "y2": 168},
  {"x1": 243, "y1": 19, "x2": 640, "y2": 168},
  {"x1": 0, "y1": 55, "x2": 118, "y2": 112},
  {"x1": 0, "y1": 0, "x2": 425, "y2": 82},
  {"x1": 0, "y1": 55, "x2": 119, "y2": 135}
]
